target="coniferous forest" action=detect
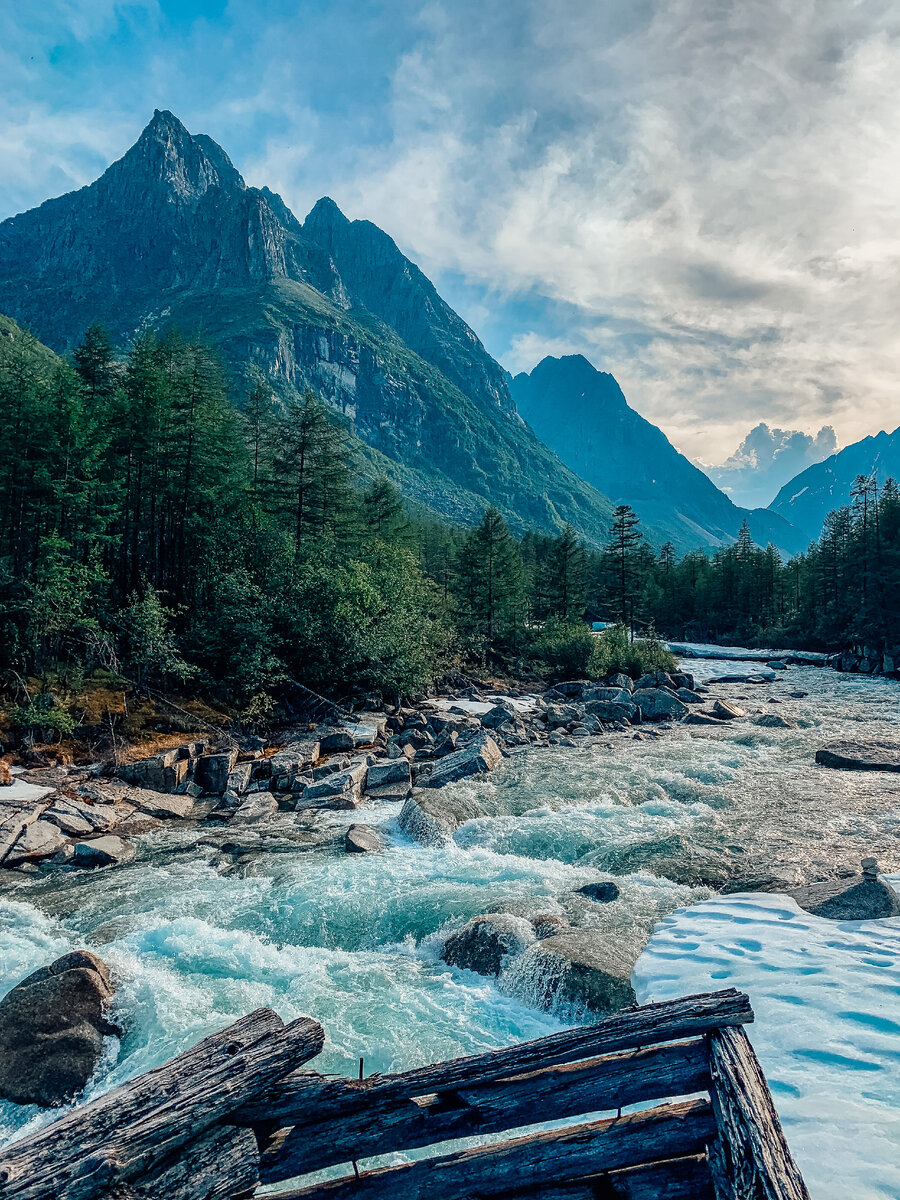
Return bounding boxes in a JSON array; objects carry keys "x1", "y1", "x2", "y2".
[{"x1": 1, "y1": 321, "x2": 898, "y2": 727}]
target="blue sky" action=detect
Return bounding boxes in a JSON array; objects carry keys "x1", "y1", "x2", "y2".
[{"x1": 3, "y1": 0, "x2": 900, "y2": 469}]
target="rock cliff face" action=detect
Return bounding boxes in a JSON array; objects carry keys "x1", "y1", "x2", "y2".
[
  {"x1": 0, "y1": 111, "x2": 617, "y2": 543},
  {"x1": 511, "y1": 354, "x2": 807, "y2": 555}
]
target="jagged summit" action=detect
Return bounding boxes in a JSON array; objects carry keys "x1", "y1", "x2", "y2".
[
  {"x1": 528, "y1": 355, "x2": 629, "y2": 411},
  {"x1": 106, "y1": 109, "x2": 246, "y2": 201}
]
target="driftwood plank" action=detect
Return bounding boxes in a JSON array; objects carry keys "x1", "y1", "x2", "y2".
[
  {"x1": 0, "y1": 1008, "x2": 324, "y2": 1200},
  {"x1": 501, "y1": 1153, "x2": 715, "y2": 1199},
  {"x1": 97, "y1": 1123, "x2": 259, "y2": 1200},
  {"x1": 260, "y1": 1038, "x2": 711, "y2": 1183},
  {"x1": 708, "y1": 1026, "x2": 810, "y2": 1200},
  {"x1": 268, "y1": 1098, "x2": 717, "y2": 1200},
  {"x1": 238, "y1": 989, "x2": 751, "y2": 1126}
]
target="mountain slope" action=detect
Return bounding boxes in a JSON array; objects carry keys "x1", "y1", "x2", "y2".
[
  {"x1": 769, "y1": 426, "x2": 900, "y2": 542},
  {"x1": 510, "y1": 355, "x2": 808, "y2": 555},
  {"x1": 0, "y1": 111, "x2": 618, "y2": 544}
]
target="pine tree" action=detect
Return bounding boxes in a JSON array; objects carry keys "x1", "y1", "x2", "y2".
[
  {"x1": 605, "y1": 504, "x2": 644, "y2": 632},
  {"x1": 454, "y1": 506, "x2": 524, "y2": 649}
]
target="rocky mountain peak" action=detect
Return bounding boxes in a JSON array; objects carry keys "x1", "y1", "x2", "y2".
[{"x1": 105, "y1": 109, "x2": 246, "y2": 203}]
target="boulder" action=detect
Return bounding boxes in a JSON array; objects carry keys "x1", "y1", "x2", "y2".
[
  {"x1": 584, "y1": 699, "x2": 637, "y2": 724},
  {"x1": 268, "y1": 739, "x2": 321, "y2": 788},
  {"x1": 787, "y1": 867, "x2": 900, "y2": 920},
  {"x1": 226, "y1": 762, "x2": 254, "y2": 795},
  {"x1": 605, "y1": 673, "x2": 633, "y2": 692},
  {"x1": 125, "y1": 787, "x2": 195, "y2": 819},
  {"x1": 0, "y1": 950, "x2": 116, "y2": 1107},
  {"x1": 117, "y1": 751, "x2": 188, "y2": 794},
  {"x1": 684, "y1": 710, "x2": 729, "y2": 726},
  {"x1": 72, "y1": 836, "x2": 136, "y2": 868},
  {"x1": 634, "y1": 671, "x2": 677, "y2": 692},
  {"x1": 298, "y1": 761, "x2": 368, "y2": 809},
  {"x1": 545, "y1": 703, "x2": 582, "y2": 729},
  {"x1": 815, "y1": 742, "x2": 900, "y2": 773},
  {"x1": 366, "y1": 759, "x2": 412, "y2": 790},
  {"x1": 676, "y1": 688, "x2": 704, "y2": 704},
  {"x1": 230, "y1": 794, "x2": 278, "y2": 824},
  {"x1": 768, "y1": 660, "x2": 789, "y2": 670},
  {"x1": 5, "y1": 819, "x2": 68, "y2": 865},
  {"x1": 398, "y1": 791, "x2": 486, "y2": 844},
  {"x1": 345, "y1": 824, "x2": 385, "y2": 854},
  {"x1": 535, "y1": 932, "x2": 636, "y2": 1013},
  {"x1": 480, "y1": 703, "x2": 518, "y2": 729},
  {"x1": 420, "y1": 734, "x2": 502, "y2": 789},
  {"x1": 196, "y1": 749, "x2": 239, "y2": 795},
  {"x1": 713, "y1": 699, "x2": 746, "y2": 720},
  {"x1": 113, "y1": 811, "x2": 164, "y2": 837},
  {"x1": 575, "y1": 881, "x2": 620, "y2": 903},
  {"x1": 752, "y1": 713, "x2": 794, "y2": 729},
  {"x1": 42, "y1": 800, "x2": 95, "y2": 837},
  {"x1": 632, "y1": 688, "x2": 688, "y2": 721},
  {"x1": 670, "y1": 672, "x2": 696, "y2": 691},
  {"x1": 441, "y1": 914, "x2": 534, "y2": 976}
]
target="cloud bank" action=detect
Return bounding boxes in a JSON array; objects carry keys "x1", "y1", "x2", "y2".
[{"x1": 703, "y1": 423, "x2": 838, "y2": 509}]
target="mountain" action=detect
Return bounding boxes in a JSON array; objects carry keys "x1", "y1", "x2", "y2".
[
  {"x1": 769, "y1": 425, "x2": 900, "y2": 543},
  {"x1": 509, "y1": 355, "x2": 808, "y2": 555},
  {"x1": 0, "y1": 110, "x2": 619, "y2": 544}
]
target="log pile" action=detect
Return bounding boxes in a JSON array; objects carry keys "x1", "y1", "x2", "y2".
[{"x1": 0, "y1": 989, "x2": 810, "y2": 1200}]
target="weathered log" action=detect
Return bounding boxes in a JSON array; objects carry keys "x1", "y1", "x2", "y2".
[
  {"x1": 260, "y1": 1038, "x2": 711, "y2": 1183},
  {"x1": 0, "y1": 1008, "x2": 324, "y2": 1200},
  {"x1": 238, "y1": 988, "x2": 751, "y2": 1126},
  {"x1": 707, "y1": 1026, "x2": 810, "y2": 1200},
  {"x1": 268, "y1": 1098, "x2": 717, "y2": 1200},
  {"x1": 500, "y1": 1153, "x2": 715, "y2": 1199},
  {"x1": 96, "y1": 1123, "x2": 259, "y2": 1200}
]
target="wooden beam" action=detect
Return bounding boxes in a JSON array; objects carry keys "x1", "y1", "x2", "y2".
[
  {"x1": 266, "y1": 1098, "x2": 717, "y2": 1200},
  {"x1": 0, "y1": 1008, "x2": 325, "y2": 1200},
  {"x1": 707, "y1": 1026, "x2": 810, "y2": 1200},
  {"x1": 96, "y1": 1123, "x2": 259, "y2": 1200},
  {"x1": 500, "y1": 1153, "x2": 716, "y2": 1200},
  {"x1": 238, "y1": 989, "x2": 751, "y2": 1127},
  {"x1": 260, "y1": 1039, "x2": 711, "y2": 1183}
]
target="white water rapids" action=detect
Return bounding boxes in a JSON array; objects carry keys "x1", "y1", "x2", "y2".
[{"x1": 2, "y1": 651, "x2": 899, "y2": 1195}]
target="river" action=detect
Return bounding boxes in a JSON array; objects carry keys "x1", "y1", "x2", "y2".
[{"x1": 2, "y1": 651, "x2": 899, "y2": 1196}]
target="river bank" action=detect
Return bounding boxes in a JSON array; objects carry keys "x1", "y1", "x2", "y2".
[{"x1": 1, "y1": 649, "x2": 899, "y2": 1193}]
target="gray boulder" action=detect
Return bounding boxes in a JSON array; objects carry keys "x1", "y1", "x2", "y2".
[
  {"x1": 298, "y1": 761, "x2": 367, "y2": 809},
  {"x1": 676, "y1": 688, "x2": 704, "y2": 704},
  {"x1": 535, "y1": 932, "x2": 636, "y2": 1013},
  {"x1": 684, "y1": 710, "x2": 729, "y2": 726},
  {"x1": 420, "y1": 733, "x2": 502, "y2": 789},
  {"x1": 6, "y1": 820, "x2": 68, "y2": 865},
  {"x1": 196, "y1": 749, "x2": 239, "y2": 795},
  {"x1": 117, "y1": 749, "x2": 189, "y2": 793},
  {"x1": 530, "y1": 912, "x2": 571, "y2": 939},
  {"x1": 605, "y1": 673, "x2": 633, "y2": 691},
  {"x1": 633, "y1": 688, "x2": 688, "y2": 721},
  {"x1": 635, "y1": 671, "x2": 677, "y2": 692},
  {"x1": 479, "y1": 703, "x2": 518, "y2": 729},
  {"x1": 713, "y1": 699, "x2": 747, "y2": 720},
  {"x1": 0, "y1": 950, "x2": 116, "y2": 1107},
  {"x1": 366, "y1": 758, "x2": 412, "y2": 790},
  {"x1": 582, "y1": 686, "x2": 632, "y2": 704},
  {"x1": 584, "y1": 699, "x2": 637, "y2": 724},
  {"x1": 575, "y1": 881, "x2": 620, "y2": 903},
  {"x1": 268, "y1": 739, "x2": 321, "y2": 789},
  {"x1": 125, "y1": 787, "x2": 195, "y2": 819},
  {"x1": 230, "y1": 794, "x2": 278, "y2": 824},
  {"x1": 545, "y1": 703, "x2": 582, "y2": 729},
  {"x1": 787, "y1": 869, "x2": 900, "y2": 920},
  {"x1": 815, "y1": 742, "x2": 900, "y2": 772},
  {"x1": 72, "y1": 836, "x2": 136, "y2": 868},
  {"x1": 345, "y1": 824, "x2": 385, "y2": 854},
  {"x1": 441, "y1": 914, "x2": 533, "y2": 976}
]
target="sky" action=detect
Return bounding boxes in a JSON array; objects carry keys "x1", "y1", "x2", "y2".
[{"x1": 3, "y1": 0, "x2": 900, "y2": 465}]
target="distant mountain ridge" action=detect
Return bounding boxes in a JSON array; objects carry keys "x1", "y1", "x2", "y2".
[
  {"x1": 510, "y1": 354, "x2": 807, "y2": 555},
  {"x1": 769, "y1": 425, "x2": 900, "y2": 543}
]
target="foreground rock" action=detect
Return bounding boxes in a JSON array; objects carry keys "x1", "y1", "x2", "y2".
[
  {"x1": 345, "y1": 824, "x2": 385, "y2": 854},
  {"x1": 753, "y1": 713, "x2": 794, "y2": 729},
  {"x1": 534, "y1": 931, "x2": 636, "y2": 1013},
  {"x1": 575, "y1": 881, "x2": 620, "y2": 903},
  {"x1": 0, "y1": 950, "x2": 116, "y2": 1106},
  {"x1": 713, "y1": 699, "x2": 746, "y2": 720},
  {"x1": 815, "y1": 741, "x2": 900, "y2": 773},
  {"x1": 398, "y1": 791, "x2": 486, "y2": 844},
  {"x1": 787, "y1": 861, "x2": 900, "y2": 920},
  {"x1": 420, "y1": 733, "x2": 502, "y2": 788},
  {"x1": 72, "y1": 836, "x2": 136, "y2": 868},
  {"x1": 632, "y1": 688, "x2": 688, "y2": 721},
  {"x1": 441, "y1": 914, "x2": 534, "y2": 976}
]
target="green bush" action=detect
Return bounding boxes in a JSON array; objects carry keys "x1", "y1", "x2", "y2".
[
  {"x1": 593, "y1": 624, "x2": 676, "y2": 678},
  {"x1": 10, "y1": 696, "x2": 76, "y2": 742},
  {"x1": 533, "y1": 620, "x2": 676, "y2": 681}
]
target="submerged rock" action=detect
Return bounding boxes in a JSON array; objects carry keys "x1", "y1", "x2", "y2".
[
  {"x1": 535, "y1": 931, "x2": 636, "y2": 1013},
  {"x1": 529, "y1": 912, "x2": 571, "y2": 939},
  {"x1": 815, "y1": 742, "x2": 900, "y2": 772},
  {"x1": 753, "y1": 713, "x2": 794, "y2": 729},
  {"x1": 398, "y1": 791, "x2": 486, "y2": 844},
  {"x1": 575, "y1": 881, "x2": 620, "y2": 903},
  {"x1": 441, "y1": 914, "x2": 534, "y2": 976},
  {"x1": 345, "y1": 824, "x2": 385, "y2": 854},
  {"x1": 0, "y1": 950, "x2": 116, "y2": 1107}
]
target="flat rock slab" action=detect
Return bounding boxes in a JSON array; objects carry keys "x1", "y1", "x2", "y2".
[
  {"x1": 72, "y1": 836, "x2": 136, "y2": 868},
  {"x1": 787, "y1": 876, "x2": 900, "y2": 920},
  {"x1": 816, "y1": 741, "x2": 900, "y2": 772}
]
